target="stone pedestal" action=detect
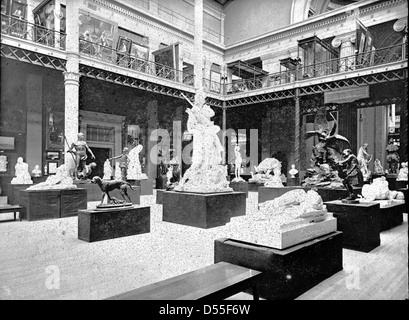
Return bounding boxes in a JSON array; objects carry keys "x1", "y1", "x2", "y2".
[
  {"x1": 248, "y1": 182, "x2": 264, "y2": 192},
  {"x1": 229, "y1": 181, "x2": 248, "y2": 197},
  {"x1": 258, "y1": 186, "x2": 304, "y2": 204},
  {"x1": 7, "y1": 184, "x2": 31, "y2": 205},
  {"x1": 324, "y1": 200, "x2": 380, "y2": 252},
  {"x1": 386, "y1": 174, "x2": 398, "y2": 190},
  {"x1": 156, "y1": 189, "x2": 164, "y2": 204},
  {"x1": 74, "y1": 181, "x2": 100, "y2": 201},
  {"x1": 397, "y1": 188, "x2": 407, "y2": 205},
  {"x1": 78, "y1": 205, "x2": 150, "y2": 242},
  {"x1": 109, "y1": 185, "x2": 140, "y2": 205},
  {"x1": 396, "y1": 180, "x2": 408, "y2": 190},
  {"x1": 374, "y1": 201, "x2": 405, "y2": 231},
  {"x1": 162, "y1": 191, "x2": 246, "y2": 229},
  {"x1": 19, "y1": 188, "x2": 87, "y2": 221},
  {"x1": 214, "y1": 231, "x2": 343, "y2": 300},
  {"x1": 134, "y1": 179, "x2": 153, "y2": 195},
  {"x1": 155, "y1": 176, "x2": 167, "y2": 189},
  {"x1": 286, "y1": 177, "x2": 300, "y2": 186}
]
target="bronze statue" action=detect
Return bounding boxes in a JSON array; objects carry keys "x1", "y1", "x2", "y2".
[
  {"x1": 385, "y1": 138, "x2": 400, "y2": 174},
  {"x1": 336, "y1": 149, "x2": 363, "y2": 202}
]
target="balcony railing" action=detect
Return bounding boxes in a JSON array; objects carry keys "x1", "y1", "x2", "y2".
[
  {"x1": 1, "y1": 13, "x2": 66, "y2": 50},
  {"x1": 226, "y1": 42, "x2": 408, "y2": 94}
]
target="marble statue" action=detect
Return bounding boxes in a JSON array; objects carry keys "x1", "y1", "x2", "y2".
[
  {"x1": 397, "y1": 162, "x2": 408, "y2": 181},
  {"x1": 11, "y1": 157, "x2": 33, "y2": 184},
  {"x1": 127, "y1": 139, "x2": 147, "y2": 180},
  {"x1": 109, "y1": 147, "x2": 130, "y2": 181},
  {"x1": 249, "y1": 158, "x2": 282, "y2": 185},
  {"x1": 302, "y1": 108, "x2": 350, "y2": 188},
  {"x1": 264, "y1": 161, "x2": 285, "y2": 188},
  {"x1": 360, "y1": 176, "x2": 404, "y2": 201},
  {"x1": 174, "y1": 91, "x2": 232, "y2": 193},
  {"x1": 232, "y1": 144, "x2": 245, "y2": 182},
  {"x1": 0, "y1": 155, "x2": 8, "y2": 173},
  {"x1": 373, "y1": 159, "x2": 385, "y2": 175},
  {"x1": 385, "y1": 138, "x2": 400, "y2": 174},
  {"x1": 27, "y1": 165, "x2": 76, "y2": 190},
  {"x1": 166, "y1": 165, "x2": 173, "y2": 186},
  {"x1": 32, "y1": 165, "x2": 42, "y2": 177},
  {"x1": 357, "y1": 143, "x2": 372, "y2": 181},
  {"x1": 67, "y1": 132, "x2": 96, "y2": 180},
  {"x1": 114, "y1": 162, "x2": 122, "y2": 180},
  {"x1": 288, "y1": 164, "x2": 298, "y2": 178},
  {"x1": 103, "y1": 159, "x2": 113, "y2": 180}
]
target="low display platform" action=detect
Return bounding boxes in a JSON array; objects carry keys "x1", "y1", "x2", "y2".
[
  {"x1": 162, "y1": 191, "x2": 246, "y2": 229},
  {"x1": 74, "y1": 181, "x2": 100, "y2": 201},
  {"x1": 7, "y1": 184, "x2": 32, "y2": 205},
  {"x1": 397, "y1": 188, "x2": 408, "y2": 205},
  {"x1": 129, "y1": 179, "x2": 153, "y2": 195},
  {"x1": 214, "y1": 231, "x2": 343, "y2": 300},
  {"x1": 229, "y1": 181, "x2": 249, "y2": 198},
  {"x1": 374, "y1": 200, "x2": 405, "y2": 231},
  {"x1": 258, "y1": 186, "x2": 362, "y2": 204},
  {"x1": 324, "y1": 200, "x2": 380, "y2": 252},
  {"x1": 78, "y1": 205, "x2": 150, "y2": 242},
  {"x1": 19, "y1": 188, "x2": 87, "y2": 221}
]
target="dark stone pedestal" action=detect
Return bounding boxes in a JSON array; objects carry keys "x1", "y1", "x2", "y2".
[
  {"x1": 7, "y1": 184, "x2": 31, "y2": 205},
  {"x1": 386, "y1": 174, "x2": 398, "y2": 190},
  {"x1": 324, "y1": 200, "x2": 380, "y2": 252},
  {"x1": 229, "y1": 181, "x2": 249, "y2": 198},
  {"x1": 155, "y1": 176, "x2": 167, "y2": 189},
  {"x1": 286, "y1": 177, "x2": 300, "y2": 186},
  {"x1": 248, "y1": 182, "x2": 264, "y2": 192},
  {"x1": 156, "y1": 189, "x2": 164, "y2": 204},
  {"x1": 19, "y1": 188, "x2": 87, "y2": 221},
  {"x1": 78, "y1": 205, "x2": 150, "y2": 242},
  {"x1": 397, "y1": 188, "x2": 408, "y2": 205},
  {"x1": 32, "y1": 176, "x2": 47, "y2": 184},
  {"x1": 74, "y1": 181, "x2": 100, "y2": 201},
  {"x1": 109, "y1": 185, "x2": 140, "y2": 205},
  {"x1": 396, "y1": 180, "x2": 408, "y2": 190},
  {"x1": 214, "y1": 231, "x2": 343, "y2": 300},
  {"x1": 378, "y1": 202, "x2": 405, "y2": 231},
  {"x1": 163, "y1": 191, "x2": 246, "y2": 229}
]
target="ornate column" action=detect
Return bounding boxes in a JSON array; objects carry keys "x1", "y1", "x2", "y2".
[
  {"x1": 337, "y1": 34, "x2": 356, "y2": 72},
  {"x1": 194, "y1": 0, "x2": 204, "y2": 94},
  {"x1": 222, "y1": 101, "x2": 227, "y2": 164},
  {"x1": 294, "y1": 88, "x2": 300, "y2": 170},
  {"x1": 63, "y1": 0, "x2": 80, "y2": 158}
]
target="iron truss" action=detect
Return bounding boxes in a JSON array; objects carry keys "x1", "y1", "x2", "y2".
[
  {"x1": 0, "y1": 44, "x2": 66, "y2": 71},
  {"x1": 298, "y1": 69, "x2": 407, "y2": 96},
  {"x1": 225, "y1": 90, "x2": 295, "y2": 108}
]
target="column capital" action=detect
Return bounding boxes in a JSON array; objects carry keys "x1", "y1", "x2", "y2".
[{"x1": 63, "y1": 71, "x2": 81, "y2": 85}]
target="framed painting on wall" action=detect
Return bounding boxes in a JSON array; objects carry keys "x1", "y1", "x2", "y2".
[
  {"x1": 46, "y1": 111, "x2": 64, "y2": 150},
  {"x1": 47, "y1": 160, "x2": 58, "y2": 174}
]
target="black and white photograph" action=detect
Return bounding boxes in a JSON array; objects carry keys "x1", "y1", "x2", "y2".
[{"x1": 0, "y1": 0, "x2": 407, "y2": 309}]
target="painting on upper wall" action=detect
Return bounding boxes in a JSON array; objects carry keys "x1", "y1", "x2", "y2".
[
  {"x1": 79, "y1": 10, "x2": 116, "y2": 49},
  {"x1": 46, "y1": 111, "x2": 64, "y2": 150},
  {"x1": 11, "y1": 0, "x2": 26, "y2": 19},
  {"x1": 0, "y1": 103, "x2": 26, "y2": 134}
]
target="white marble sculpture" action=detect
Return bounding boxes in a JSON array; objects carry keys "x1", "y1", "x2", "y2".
[
  {"x1": 232, "y1": 144, "x2": 245, "y2": 182},
  {"x1": 166, "y1": 165, "x2": 173, "y2": 186},
  {"x1": 249, "y1": 158, "x2": 281, "y2": 185},
  {"x1": 289, "y1": 164, "x2": 298, "y2": 178},
  {"x1": 127, "y1": 142, "x2": 147, "y2": 180},
  {"x1": 373, "y1": 159, "x2": 384, "y2": 175},
  {"x1": 360, "y1": 176, "x2": 405, "y2": 202},
  {"x1": 27, "y1": 165, "x2": 76, "y2": 190},
  {"x1": 264, "y1": 164, "x2": 285, "y2": 188},
  {"x1": 11, "y1": 157, "x2": 33, "y2": 184},
  {"x1": 174, "y1": 90, "x2": 232, "y2": 193},
  {"x1": 32, "y1": 165, "x2": 42, "y2": 177},
  {"x1": 114, "y1": 161, "x2": 122, "y2": 180},
  {"x1": 103, "y1": 159, "x2": 113, "y2": 180},
  {"x1": 0, "y1": 155, "x2": 7, "y2": 173},
  {"x1": 357, "y1": 143, "x2": 372, "y2": 181},
  {"x1": 397, "y1": 162, "x2": 408, "y2": 181}
]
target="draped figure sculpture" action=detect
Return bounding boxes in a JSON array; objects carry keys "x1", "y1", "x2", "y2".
[
  {"x1": 11, "y1": 157, "x2": 33, "y2": 184},
  {"x1": 357, "y1": 143, "x2": 372, "y2": 181},
  {"x1": 127, "y1": 138, "x2": 147, "y2": 180},
  {"x1": 174, "y1": 90, "x2": 232, "y2": 193}
]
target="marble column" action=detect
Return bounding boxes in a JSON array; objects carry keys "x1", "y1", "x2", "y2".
[
  {"x1": 339, "y1": 36, "x2": 356, "y2": 72},
  {"x1": 63, "y1": 0, "x2": 80, "y2": 159},
  {"x1": 222, "y1": 102, "x2": 227, "y2": 164}
]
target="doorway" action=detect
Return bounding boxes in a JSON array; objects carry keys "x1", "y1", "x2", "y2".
[{"x1": 88, "y1": 147, "x2": 112, "y2": 179}]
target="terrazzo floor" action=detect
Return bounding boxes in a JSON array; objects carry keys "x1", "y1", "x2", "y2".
[{"x1": 0, "y1": 190, "x2": 407, "y2": 300}]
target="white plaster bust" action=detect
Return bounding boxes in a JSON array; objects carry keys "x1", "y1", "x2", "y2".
[
  {"x1": 289, "y1": 164, "x2": 298, "y2": 178},
  {"x1": 32, "y1": 165, "x2": 42, "y2": 177}
]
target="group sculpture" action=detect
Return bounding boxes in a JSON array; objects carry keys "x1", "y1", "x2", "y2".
[{"x1": 249, "y1": 157, "x2": 285, "y2": 187}]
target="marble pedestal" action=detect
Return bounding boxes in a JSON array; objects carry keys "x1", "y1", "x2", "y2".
[
  {"x1": 78, "y1": 205, "x2": 150, "y2": 242},
  {"x1": 109, "y1": 185, "x2": 140, "y2": 205},
  {"x1": 324, "y1": 200, "x2": 380, "y2": 252},
  {"x1": 214, "y1": 231, "x2": 343, "y2": 300},
  {"x1": 129, "y1": 179, "x2": 153, "y2": 195},
  {"x1": 19, "y1": 188, "x2": 87, "y2": 221},
  {"x1": 229, "y1": 181, "x2": 249, "y2": 197},
  {"x1": 74, "y1": 181, "x2": 100, "y2": 201},
  {"x1": 162, "y1": 191, "x2": 246, "y2": 229}
]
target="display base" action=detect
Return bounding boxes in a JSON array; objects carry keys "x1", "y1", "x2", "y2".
[
  {"x1": 156, "y1": 189, "x2": 164, "y2": 204},
  {"x1": 229, "y1": 181, "x2": 249, "y2": 198},
  {"x1": 74, "y1": 181, "x2": 100, "y2": 201},
  {"x1": 248, "y1": 182, "x2": 264, "y2": 192},
  {"x1": 396, "y1": 180, "x2": 408, "y2": 190},
  {"x1": 78, "y1": 205, "x2": 150, "y2": 242},
  {"x1": 214, "y1": 231, "x2": 343, "y2": 300},
  {"x1": 373, "y1": 201, "x2": 405, "y2": 231},
  {"x1": 129, "y1": 179, "x2": 153, "y2": 195},
  {"x1": 397, "y1": 188, "x2": 408, "y2": 205},
  {"x1": 6, "y1": 184, "x2": 31, "y2": 205},
  {"x1": 258, "y1": 186, "x2": 362, "y2": 204},
  {"x1": 324, "y1": 200, "x2": 380, "y2": 252},
  {"x1": 341, "y1": 199, "x2": 359, "y2": 204},
  {"x1": 162, "y1": 191, "x2": 246, "y2": 229},
  {"x1": 19, "y1": 188, "x2": 87, "y2": 221}
]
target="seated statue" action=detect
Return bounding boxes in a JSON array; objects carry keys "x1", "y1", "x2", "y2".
[
  {"x1": 397, "y1": 162, "x2": 408, "y2": 181},
  {"x1": 373, "y1": 159, "x2": 385, "y2": 175},
  {"x1": 11, "y1": 157, "x2": 33, "y2": 185}
]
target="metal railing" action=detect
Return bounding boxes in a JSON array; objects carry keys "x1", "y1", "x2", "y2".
[
  {"x1": 226, "y1": 42, "x2": 407, "y2": 94},
  {"x1": 1, "y1": 13, "x2": 66, "y2": 50}
]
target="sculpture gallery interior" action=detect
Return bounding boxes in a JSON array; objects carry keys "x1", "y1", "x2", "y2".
[{"x1": 0, "y1": 0, "x2": 407, "y2": 301}]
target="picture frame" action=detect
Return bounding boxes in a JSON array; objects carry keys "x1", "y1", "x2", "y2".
[
  {"x1": 46, "y1": 150, "x2": 60, "y2": 160},
  {"x1": 116, "y1": 36, "x2": 131, "y2": 55},
  {"x1": 0, "y1": 136, "x2": 15, "y2": 150},
  {"x1": 0, "y1": 154, "x2": 9, "y2": 174},
  {"x1": 46, "y1": 111, "x2": 64, "y2": 150},
  {"x1": 47, "y1": 161, "x2": 58, "y2": 175},
  {"x1": 11, "y1": 0, "x2": 26, "y2": 19}
]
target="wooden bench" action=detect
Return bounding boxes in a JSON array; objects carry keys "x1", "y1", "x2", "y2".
[
  {"x1": 106, "y1": 261, "x2": 262, "y2": 300},
  {"x1": 0, "y1": 204, "x2": 23, "y2": 221}
]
